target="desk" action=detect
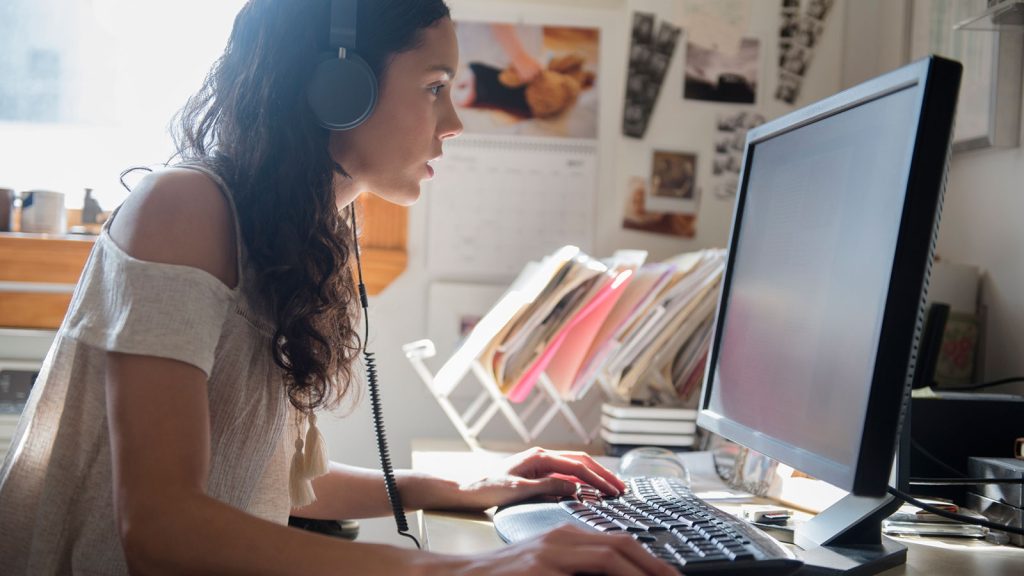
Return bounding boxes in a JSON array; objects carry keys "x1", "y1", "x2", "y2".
[{"x1": 412, "y1": 440, "x2": 1024, "y2": 575}]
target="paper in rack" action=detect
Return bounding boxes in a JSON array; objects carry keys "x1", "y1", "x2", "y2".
[
  {"x1": 571, "y1": 263, "x2": 676, "y2": 398},
  {"x1": 603, "y1": 252, "x2": 723, "y2": 382},
  {"x1": 497, "y1": 254, "x2": 607, "y2": 392},
  {"x1": 614, "y1": 251, "x2": 706, "y2": 338},
  {"x1": 671, "y1": 316, "x2": 714, "y2": 400},
  {"x1": 542, "y1": 250, "x2": 647, "y2": 400},
  {"x1": 482, "y1": 247, "x2": 581, "y2": 375},
  {"x1": 614, "y1": 256, "x2": 724, "y2": 399},
  {"x1": 437, "y1": 245, "x2": 725, "y2": 411},
  {"x1": 506, "y1": 268, "x2": 635, "y2": 403},
  {"x1": 615, "y1": 279, "x2": 721, "y2": 400},
  {"x1": 434, "y1": 246, "x2": 578, "y2": 394},
  {"x1": 585, "y1": 250, "x2": 725, "y2": 403}
]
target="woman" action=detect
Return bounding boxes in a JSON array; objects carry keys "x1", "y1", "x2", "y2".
[{"x1": 0, "y1": 1, "x2": 676, "y2": 574}]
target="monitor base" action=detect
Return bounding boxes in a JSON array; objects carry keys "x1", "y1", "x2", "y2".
[
  {"x1": 793, "y1": 492, "x2": 907, "y2": 575},
  {"x1": 794, "y1": 538, "x2": 907, "y2": 575}
]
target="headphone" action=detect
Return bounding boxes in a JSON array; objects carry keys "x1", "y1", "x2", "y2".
[{"x1": 307, "y1": 0, "x2": 378, "y2": 131}]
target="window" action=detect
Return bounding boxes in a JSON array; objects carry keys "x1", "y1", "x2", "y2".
[{"x1": 0, "y1": 0, "x2": 245, "y2": 209}]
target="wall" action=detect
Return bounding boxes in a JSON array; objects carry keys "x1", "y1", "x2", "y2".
[
  {"x1": 839, "y1": 0, "x2": 1024, "y2": 392},
  {"x1": 938, "y1": 131, "x2": 1024, "y2": 389},
  {"x1": 330, "y1": 0, "x2": 851, "y2": 545}
]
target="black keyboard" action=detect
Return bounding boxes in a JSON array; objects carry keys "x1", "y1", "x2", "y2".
[{"x1": 493, "y1": 476, "x2": 802, "y2": 575}]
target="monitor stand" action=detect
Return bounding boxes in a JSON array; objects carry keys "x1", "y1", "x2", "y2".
[{"x1": 792, "y1": 493, "x2": 906, "y2": 575}]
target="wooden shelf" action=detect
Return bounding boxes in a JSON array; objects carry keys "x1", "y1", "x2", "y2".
[
  {"x1": 0, "y1": 233, "x2": 94, "y2": 329},
  {"x1": 0, "y1": 196, "x2": 408, "y2": 329}
]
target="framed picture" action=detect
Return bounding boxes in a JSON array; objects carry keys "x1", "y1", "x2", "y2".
[
  {"x1": 645, "y1": 150, "x2": 699, "y2": 214},
  {"x1": 934, "y1": 311, "x2": 981, "y2": 388},
  {"x1": 908, "y1": 0, "x2": 1022, "y2": 151}
]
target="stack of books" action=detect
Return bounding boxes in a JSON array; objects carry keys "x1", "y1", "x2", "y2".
[
  {"x1": 600, "y1": 403, "x2": 699, "y2": 455},
  {"x1": 439, "y1": 245, "x2": 726, "y2": 408}
]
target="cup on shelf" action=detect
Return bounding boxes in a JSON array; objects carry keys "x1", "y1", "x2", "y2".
[
  {"x1": 0, "y1": 188, "x2": 13, "y2": 232},
  {"x1": 19, "y1": 190, "x2": 67, "y2": 234}
]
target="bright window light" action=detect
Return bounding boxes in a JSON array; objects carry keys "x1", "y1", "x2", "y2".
[{"x1": 0, "y1": 0, "x2": 246, "y2": 210}]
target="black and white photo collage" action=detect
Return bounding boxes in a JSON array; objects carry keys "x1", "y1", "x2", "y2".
[
  {"x1": 776, "y1": 0, "x2": 834, "y2": 105},
  {"x1": 712, "y1": 110, "x2": 765, "y2": 198},
  {"x1": 622, "y1": 11, "x2": 682, "y2": 138}
]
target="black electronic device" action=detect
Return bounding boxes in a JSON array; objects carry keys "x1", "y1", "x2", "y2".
[
  {"x1": 696, "y1": 55, "x2": 960, "y2": 573},
  {"x1": 909, "y1": 393, "x2": 1024, "y2": 504},
  {"x1": 307, "y1": 0, "x2": 378, "y2": 131},
  {"x1": 912, "y1": 303, "x2": 949, "y2": 390}
]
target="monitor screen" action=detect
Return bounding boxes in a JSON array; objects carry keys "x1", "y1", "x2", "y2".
[{"x1": 698, "y1": 57, "x2": 961, "y2": 496}]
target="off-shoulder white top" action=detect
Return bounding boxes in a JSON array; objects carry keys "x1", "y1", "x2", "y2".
[{"x1": 0, "y1": 164, "x2": 293, "y2": 575}]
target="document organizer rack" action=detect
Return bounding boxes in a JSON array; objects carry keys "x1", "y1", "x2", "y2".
[{"x1": 403, "y1": 339, "x2": 603, "y2": 450}]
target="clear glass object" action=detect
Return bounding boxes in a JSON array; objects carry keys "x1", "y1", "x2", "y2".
[
  {"x1": 710, "y1": 435, "x2": 779, "y2": 497},
  {"x1": 619, "y1": 446, "x2": 691, "y2": 488}
]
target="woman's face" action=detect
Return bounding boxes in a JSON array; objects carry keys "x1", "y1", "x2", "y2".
[{"x1": 330, "y1": 17, "x2": 463, "y2": 207}]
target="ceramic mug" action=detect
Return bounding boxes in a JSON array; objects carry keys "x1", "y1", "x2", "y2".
[{"x1": 20, "y1": 190, "x2": 67, "y2": 234}]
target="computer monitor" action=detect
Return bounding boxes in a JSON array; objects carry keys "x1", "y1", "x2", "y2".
[{"x1": 697, "y1": 56, "x2": 961, "y2": 573}]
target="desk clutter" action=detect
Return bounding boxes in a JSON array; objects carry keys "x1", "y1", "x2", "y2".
[{"x1": 405, "y1": 245, "x2": 724, "y2": 450}]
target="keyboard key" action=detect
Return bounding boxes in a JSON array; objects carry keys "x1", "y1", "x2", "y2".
[
  {"x1": 592, "y1": 521, "x2": 622, "y2": 533},
  {"x1": 559, "y1": 501, "x2": 589, "y2": 514}
]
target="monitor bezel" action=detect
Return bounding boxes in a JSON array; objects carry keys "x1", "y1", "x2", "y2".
[{"x1": 697, "y1": 56, "x2": 962, "y2": 497}]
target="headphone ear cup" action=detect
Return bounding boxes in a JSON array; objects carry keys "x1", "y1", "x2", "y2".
[{"x1": 307, "y1": 52, "x2": 378, "y2": 131}]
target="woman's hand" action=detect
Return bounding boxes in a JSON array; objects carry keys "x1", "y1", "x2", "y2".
[
  {"x1": 455, "y1": 447, "x2": 627, "y2": 510},
  {"x1": 443, "y1": 524, "x2": 678, "y2": 576}
]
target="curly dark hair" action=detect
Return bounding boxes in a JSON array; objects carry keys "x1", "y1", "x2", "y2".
[{"x1": 172, "y1": 0, "x2": 450, "y2": 413}]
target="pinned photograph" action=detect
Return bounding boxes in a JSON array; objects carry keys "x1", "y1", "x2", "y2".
[
  {"x1": 716, "y1": 110, "x2": 765, "y2": 133},
  {"x1": 775, "y1": 70, "x2": 801, "y2": 104},
  {"x1": 806, "y1": 0, "x2": 835, "y2": 20},
  {"x1": 623, "y1": 14, "x2": 680, "y2": 138},
  {"x1": 452, "y1": 21, "x2": 600, "y2": 139},
  {"x1": 623, "y1": 176, "x2": 697, "y2": 238},
  {"x1": 795, "y1": 16, "x2": 825, "y2": 48},
  {"x1": 714, "y1": 177, "x2": 740, "y2": 200},
  {"x1": 779, "y1": 43, "x2": 811, "y2": 76},
  {"x1": 646, "y1": 150, "x2": 699, "y2": 214},
  {"x1": 779, "y1": 9, "x2": 799, "y2": 39},
  {"x1": 774, "y1": 0, "x2": 835, "y2": 105},
  {"x1": 712, "y1": 111, "x2": 763, "y2": 197},
  {"x1": 684, "y1": 38, "x2": 759, "y2": 104}
]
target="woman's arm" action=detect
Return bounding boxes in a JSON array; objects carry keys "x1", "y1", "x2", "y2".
[
  {"x1": 292, "y1": 462, "x2": 456, "y2": 520},
  {"x1": 295, "y1": 448, "x2": 627, "y2": 520},
  {"x1": 107, "y1": 353, "x2": 431, "y2": 575}
]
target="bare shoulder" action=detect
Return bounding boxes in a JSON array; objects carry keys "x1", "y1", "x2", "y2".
[{"x1": 107, "y1": 167, "x2": 239, "y2": 289}]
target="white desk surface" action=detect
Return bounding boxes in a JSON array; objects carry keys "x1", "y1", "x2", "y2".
[{"x1": 411, "y1": 439, "x2": 1024, "y2": 575}]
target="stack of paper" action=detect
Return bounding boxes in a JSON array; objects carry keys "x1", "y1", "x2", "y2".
[
  {"x1": 443, "y1": 245, "x2": 726, "y2": 406},
  {"x1": 578, "y1": 249, "x2": 726, "y2": 406}
]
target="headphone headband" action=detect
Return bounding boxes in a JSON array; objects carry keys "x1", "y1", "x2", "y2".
[
  {"x1": 308, "y1": 0, "x2": 378, "y2": 131},
  {"x1": 330, "y1": 0, "x2": 357, "y2": 51}
]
